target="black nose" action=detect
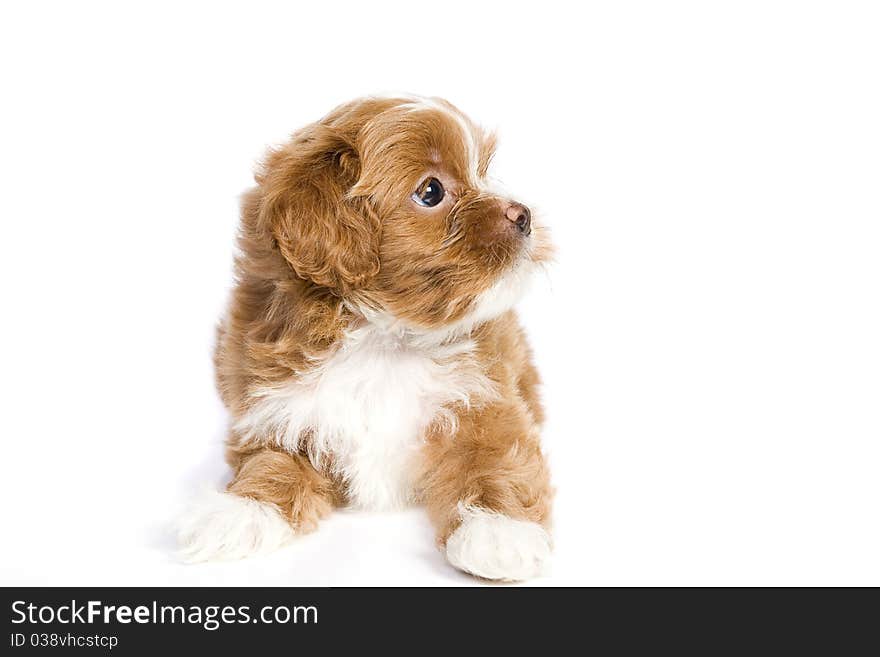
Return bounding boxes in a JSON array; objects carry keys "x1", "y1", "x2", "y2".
[{"x1": 505, "y1": 202, "x2": 532, "y2": 235}]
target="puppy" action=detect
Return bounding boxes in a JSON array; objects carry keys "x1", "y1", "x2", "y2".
[{"x1": 178, "y1": 96, "x2": 554, "y2": 581}]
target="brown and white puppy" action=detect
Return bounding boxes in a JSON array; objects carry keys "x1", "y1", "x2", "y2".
[{"x1": 178, "y1": 96, "x2": 554, "y2": 581}]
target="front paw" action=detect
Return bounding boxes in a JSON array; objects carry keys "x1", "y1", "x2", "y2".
[
  {"x1": 176, "y1": 489, "x2": 295, "y2": 563},
  {"x1": 445, "y1": 505, "x2": 552, "y2": 581}
]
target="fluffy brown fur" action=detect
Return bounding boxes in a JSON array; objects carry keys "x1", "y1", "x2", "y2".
[
  {"x1": 418, "y1": 313, "x2": 553, "y2": 543},
  {"x1": 198, "y1": 95, "x2": 554, "y2": 580}
]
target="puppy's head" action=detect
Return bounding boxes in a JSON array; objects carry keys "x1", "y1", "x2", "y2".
[{"x1": 257, "y1": 95, "x2": 551, "y2": 331}]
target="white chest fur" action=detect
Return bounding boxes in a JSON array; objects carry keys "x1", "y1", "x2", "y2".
[{"x1": 235, "y1": 325, "x2": 496, "y2": 510}]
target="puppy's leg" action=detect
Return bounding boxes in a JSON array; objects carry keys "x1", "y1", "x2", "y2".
[
  {"x1": 516, "y1": 357, "x2": 546, "y2": 427},
  {"x1": 178, "y1": 446, "x2": 341, "y2": 562},
  {"x1": 420, "y1": 400, "x2": 553, "y2": 581}
]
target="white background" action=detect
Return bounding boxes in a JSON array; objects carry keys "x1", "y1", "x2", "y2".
[{"x1": 1, "y1": 1, "x2": 878, "y2": 586}]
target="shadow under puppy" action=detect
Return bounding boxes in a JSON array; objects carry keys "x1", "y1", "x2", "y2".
[{"x1": 179, "y1": 95, "x2": 554, "y2": 581}]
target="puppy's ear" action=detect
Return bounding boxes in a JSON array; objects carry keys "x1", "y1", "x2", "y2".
[{"x1": 257, "y1": 124, "x2": 380, "y2": 294}]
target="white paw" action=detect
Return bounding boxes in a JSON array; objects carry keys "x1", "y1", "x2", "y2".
[
  {"x1": 176, "y1": 489, "x2": 295, "y2": 563},
  {"x1": 445, "y1": 506, "x2": 552, "y2": 581}
]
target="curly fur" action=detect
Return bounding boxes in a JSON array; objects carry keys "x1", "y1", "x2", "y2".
[{"x1": 182, "y1": 95, "x2": 555, "y2": 581}]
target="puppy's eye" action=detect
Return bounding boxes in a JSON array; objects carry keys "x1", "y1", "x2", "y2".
[{"x1": 412, "y1": 177, "x2": 445, "y2": 207}]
